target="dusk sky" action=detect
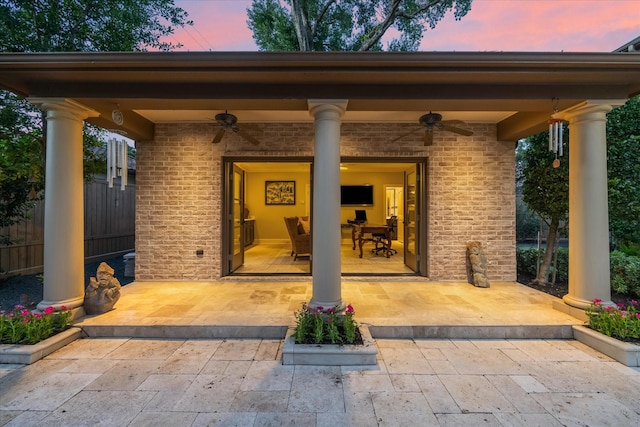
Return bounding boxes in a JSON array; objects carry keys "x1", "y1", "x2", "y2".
[{"x1": 169, "y1": 0, "x2": 639, "y2": 52}]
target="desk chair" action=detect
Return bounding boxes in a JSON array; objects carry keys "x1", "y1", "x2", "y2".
[{"x1": 372, "y1": 216, "x2": 398, "y2": 256}]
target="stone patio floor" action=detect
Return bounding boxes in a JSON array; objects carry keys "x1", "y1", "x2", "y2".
[{"x1": 1, "y1": 280, "x2": 639, "y2": 425}]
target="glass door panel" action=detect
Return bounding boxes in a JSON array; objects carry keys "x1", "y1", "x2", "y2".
[
  {"x1": 404, "y1": 167, "x2": 418, "y2": 272},
  {"x1": 231, "y1": 165, "x2": 244, "y2": 272}
]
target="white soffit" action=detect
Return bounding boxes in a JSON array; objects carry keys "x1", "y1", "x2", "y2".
[{"x1": 135, "y1": 109, "x2": 514, "y2": 124}]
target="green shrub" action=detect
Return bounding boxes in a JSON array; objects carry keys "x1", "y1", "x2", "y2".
[
  {"x1": 609, "y1": 251, "x2": 640, "y2": 297},
  {"x1": 516, "y1": 247, "x2": 568, "y2": 282},
  {"x1": 516, "y1": 247, "x2": 539, "y2": 278}
]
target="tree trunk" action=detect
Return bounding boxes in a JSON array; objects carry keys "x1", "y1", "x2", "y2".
[
  {"x1": 290, "y1": 0, "x2": 312, "y2": 51},
  {"x1": 533, "y1": 217, "x2": 559, "y2": 285}
]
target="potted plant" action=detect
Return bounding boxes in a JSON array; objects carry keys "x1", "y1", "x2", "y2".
[{"x1": 282, "y1": 302, "x2": 377, "y2": 366}]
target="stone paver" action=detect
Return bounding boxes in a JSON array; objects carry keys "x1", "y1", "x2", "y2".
[{"x1": 1, "y1": 337, "x2": 639, "y2": 426}]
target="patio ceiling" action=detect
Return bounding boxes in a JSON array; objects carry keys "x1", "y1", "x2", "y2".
[{"x1": 1, "y1": 51, "x2": 639, "y2": 141}]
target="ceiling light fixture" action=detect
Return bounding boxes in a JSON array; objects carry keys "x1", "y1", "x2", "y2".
[{"x1": 112, "y1": 104, "x2": 124, "y2": 126}]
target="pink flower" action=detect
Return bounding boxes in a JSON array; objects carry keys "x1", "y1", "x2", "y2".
[
  {"x1": 617, "y1": 302, "x2": 626, "y2": 308},
  {"x1": 636, "y1": 313, "x2": 640, "y2": 319},
  {"x1": 631, "y1": 300, "x2": 638, "y2": 306},
  {"x1": 345, "y1": 304, "x2": 355, "y2": 314},
  {"x1": 327, "y1": 317, "x2": 333, "y2": 323},
  {"x1": 14, "y1": 304, "x2": 24, "y2": 310},
  {"x1": 604, "y1": 306, "x2": 614, "y2": 312},
  {"x1": 60, "y1": 305, "x2": 68, "y2": 311},
  {"x1": 326, "y1": 307, "x2": 335, "y2": 314},
  {"x1": 43, "y1": 306, "x2": 54, "y2": 315},
  {"x1": 593, "y1": 299, "x2": 603, "y2": 304},
  {"x1": 20, "y1": 309, "x2": 30, "y2": 316},
  {"x1": 33, "y1": 313, "x2": 42, "y2": 320}
]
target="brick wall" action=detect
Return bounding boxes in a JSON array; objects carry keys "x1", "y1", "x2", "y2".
[{"x1": 136, "y1": 121, "x2": 515, "y2": 281}]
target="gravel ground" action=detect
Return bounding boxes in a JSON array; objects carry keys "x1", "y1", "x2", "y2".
[{"x1": 0, "y1": 256, "x2": 134, "y2": 311}]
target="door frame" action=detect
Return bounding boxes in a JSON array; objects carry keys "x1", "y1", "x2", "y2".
[
  {"x1": 221, "y1": 156, "x2": 314, "y2": 276},
  {"x1": 340, "y1": 157, "x2": 428, "y2": 277}
]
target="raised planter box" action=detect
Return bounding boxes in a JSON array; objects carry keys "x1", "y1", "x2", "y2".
[
  {"x1": 0, "y1": 327, "x2": 82, "y2": 365},
  {"x1": 282, "y1": 325, "x2": 377, "y2": 366},
  {"x1": 573, "y1": 325, "x2": 640, "y2": 367}
]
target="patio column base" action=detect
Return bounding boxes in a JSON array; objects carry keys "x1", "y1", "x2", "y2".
[{"x1": 562, "y1": 294, "x2": 614, "y2": 311}]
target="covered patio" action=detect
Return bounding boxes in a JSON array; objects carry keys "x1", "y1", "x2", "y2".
[{"x1": 1, "y1": 51, "x2": 640, "y2": 324}]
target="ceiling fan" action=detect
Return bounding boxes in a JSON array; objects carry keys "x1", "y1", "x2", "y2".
[
  {"x1": 211, "y1": 111, "x2": 262, "y2": 145},
  {"x1": 393, "y1": 112, "x2": 474, "y2": 146}
]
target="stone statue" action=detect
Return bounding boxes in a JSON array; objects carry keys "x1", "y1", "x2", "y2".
[
  {"x1": 466, "y1": 241, "x2": 490, "y2": 288},
  {"x1": 84, "y1": 262, "x2": 121, "y2": 314}
]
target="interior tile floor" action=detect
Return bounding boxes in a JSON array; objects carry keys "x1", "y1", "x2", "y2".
[{"x1": 236, "y1": 241, "x2": 414, "y2": 275}]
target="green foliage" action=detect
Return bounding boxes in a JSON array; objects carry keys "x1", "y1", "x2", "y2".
[
  {"x1": 607, "y1": 96, "x2": 640, "y2": 247},
  {"x1": 0, "y1": 93, "x2": 44, "y2": 230},
  {"x1": 293, "y1": 302, "x2": 358, "y2": 344},
  {"x1": 0, "y1": 0, "x2": 190, "y2": 231},
  {"x1": 247, "y1": 0, "x2": 472, "y2": 52},
  {"x1": 0, "y1": 0, "x2": 191, "y2": 52},
  {"x1": 609, "y1": 251, "x2": 640, "y2": 297},
  {"x1": 516, "y1": 247, "x2": 568, "y2": 283},
  {"x1": 515, "y1": 198, "x2": 539, "y2": 241},
  {"x1": 516, "y1": 133, "x2": 569, "y2": 230}
]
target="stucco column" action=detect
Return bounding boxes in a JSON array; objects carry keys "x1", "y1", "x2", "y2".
[
  {"x1": 308, "y1": 100, "x2": 348, "y2": 310},
  {"x1": 559, "y1": 101, "x2": 621, "y2": 309},
  {"x1": 29, "y1": 98, "x2": 99, "y2": 312}
]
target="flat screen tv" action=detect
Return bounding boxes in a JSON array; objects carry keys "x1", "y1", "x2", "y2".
[{"x1": 340, "y1": 185, "x2": 374, "y2": 206}]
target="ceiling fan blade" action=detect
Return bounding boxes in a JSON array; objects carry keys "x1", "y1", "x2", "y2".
[
  {"x1": 391, "y1": 128, "x2": 421, "y2": 143},
  {"x1": 441, "y1": 124, "x2": 474, "y2": 136},
  {"x1": 424, "y1": 130, "x2": 434, "y2": 146},
  {"x1": 236, "y1": 129, "x2": 261, "y2": 145},
  {"x1": 212, "y1": 128, "x2": 225, "y2": 144}
]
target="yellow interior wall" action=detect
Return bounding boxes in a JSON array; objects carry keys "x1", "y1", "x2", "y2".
[
  {"x1": 339, "y1": 171, "x2": 403, "y2": 225},
  {"x1": 243, "y1": 168, "x2": 403, "y2": 242},
  {"x1": 245, "y1": 171, "x2": 311, "y2": 241}
]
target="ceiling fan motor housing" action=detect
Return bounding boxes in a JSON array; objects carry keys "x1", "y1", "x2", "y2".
[
  {"x1": 215, "y1": 112, "x2": 238, "y2": 128},
  {"x1": 419, "y1": 112, "x2": 442, "y2": 126}
]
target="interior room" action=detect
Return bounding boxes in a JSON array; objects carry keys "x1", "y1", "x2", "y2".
[{"x1": 233, "y1": 161, "x2": 415, "y2": 275}]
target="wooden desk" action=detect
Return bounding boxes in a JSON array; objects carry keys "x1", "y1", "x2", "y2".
[{"x1": 351, "y1": 224, "x2": 393, "y2": 258}]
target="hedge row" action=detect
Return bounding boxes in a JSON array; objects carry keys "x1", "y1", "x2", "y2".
[{"x1": 516, "y1": 248, "x2": 640, "y2": 298}]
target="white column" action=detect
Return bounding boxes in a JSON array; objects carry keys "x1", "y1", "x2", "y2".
[
  {"x1": 308, "y1": 100, "x2": 348, "y2": 310},
  {"x1": 29, "y1": 98, "x2": 99, "y2": 312},
  {"x1": 559, "y1": 101, "x2": 621, "y2": 309}
]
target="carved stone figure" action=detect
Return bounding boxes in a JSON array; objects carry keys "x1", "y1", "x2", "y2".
[
  {"x1": 84, "y1": 262, "x2": 121, "y2": 314},
  {"x1": 466, "y1": 241, "x2": 490, "y2": 288}
]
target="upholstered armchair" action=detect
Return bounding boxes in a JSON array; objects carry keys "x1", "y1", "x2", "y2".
[{"x1": 284, "y1": 216, "x2": 311, "y2": 260}]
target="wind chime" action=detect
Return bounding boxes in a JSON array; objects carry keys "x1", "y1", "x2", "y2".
[
  {"x1": 107, "y1": 104, "x2": 128, "y2": 190},
  {"x1": 548, "y1": 98, "x2": 566, "y2": 169},
  {"x1": 107, "y1": 136, "x2": 128, "y2": 191}
]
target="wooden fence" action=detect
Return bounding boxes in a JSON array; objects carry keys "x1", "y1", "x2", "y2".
[{"x1": 0, "y1": 175, "x2": 135, "y2": 276}]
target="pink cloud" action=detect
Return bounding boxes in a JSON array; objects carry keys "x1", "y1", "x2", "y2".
[{"x1": 171, "y1": 0, "x2": 639, "y2": 52}]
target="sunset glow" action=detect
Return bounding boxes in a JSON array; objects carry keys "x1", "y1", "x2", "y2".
[{"x1": 170, "y1": 0, "x2": 638, "y2": 52}]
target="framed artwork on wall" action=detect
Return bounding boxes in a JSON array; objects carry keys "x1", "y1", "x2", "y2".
[{"x1": 265, "y1": 181, "x2": 296, "y2": 205}]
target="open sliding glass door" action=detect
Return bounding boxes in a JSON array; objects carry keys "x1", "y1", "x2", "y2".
[
  {"x1": 229, "y1": 164, "x2": 245, "y2": 273},
  {"x1": 404, "y1": 166, "x2": 418, "y2": 272}
]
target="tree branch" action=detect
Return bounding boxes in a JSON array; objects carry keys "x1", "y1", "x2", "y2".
[
  {"x1": 312, "y1": 0, "x2": 339, "y2": 39},
  {"x1": 359, "y1": 0, "x2": 402, "y2": 51}
]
